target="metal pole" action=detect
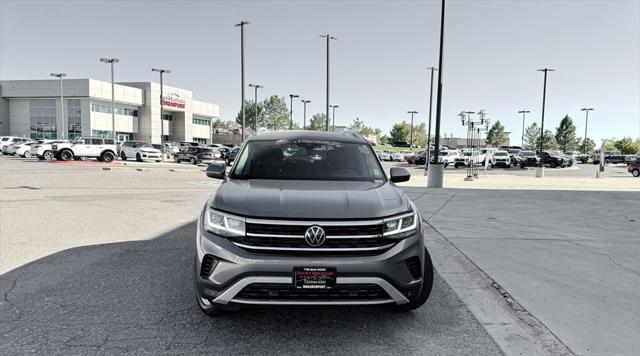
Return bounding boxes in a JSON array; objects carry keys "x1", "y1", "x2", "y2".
[
  {"x1": 60, "y1": 77, "x2": 64, "y2": 140},
  {"x1": 326, "y1": 34, "x2": 330, "y2": 131},
  {"x1": 425, "y1": 67, "x2": 437, "y2": 173},
  {"x1": 160, "y1": 72, "x2": 164, "y2": 161},
  {"x1": 410, "y1": 113, "x2": 414, "y2": 147},
  {"x1": 302, "y1": 100, "x2": 310, "y2": 129},
  {"x1": 289, "y1": 94, "x2": 298, "y2": 129},
  {"x1": 110, "y1": 61, "x2": 115, "y2": 140},
  {"x1": 581, "y1": 108, "x2": 593, "y2": 154},
  {"x1": 331, "y1": 105, "x2": 338, "y2": 131},
  {"x1": 537, "y1": 68, "x2": 554, "y2": 172},
  {"x1": 235, "y1": 21, "x2": 249, "y2": 141},
  {"x1": 428, "y1": 0, "x2": 446, "y2": 188}
]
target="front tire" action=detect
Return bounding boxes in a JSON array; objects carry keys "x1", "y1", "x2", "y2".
[
  {"x1": 101, "y1": 151, "x2": 115, "y2": 163},
  {"x1": 393, "y1": 248, "x2": 434, "y2": 311},
  {"x1": 23, "y1": 151, "x2": 31, "y2": 158},
  {"x1": 136, "y1": 153, "x2": 143, "y2": 162},
  {"x1": 120, "y1": 152, "x2": 127, "y2": 161},
  {"x1": 225, "y1": 157, "x2": 231, "y2": 166},
  {"x1": 43, "y1": 151, "x2": 55, "y2": 160},
  {"x1": 59, "y1": 149, "x2": 73, "y2": 161},
  {"x1": 633, "y1": 169, "x2": 640, "y2": 177}
]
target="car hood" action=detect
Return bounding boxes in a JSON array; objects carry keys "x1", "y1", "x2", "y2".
[{"x1": 210, "y1": 179, "x2": 411, "y2": 219}]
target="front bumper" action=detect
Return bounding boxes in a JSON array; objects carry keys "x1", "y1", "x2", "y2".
[{"x1": 194, "y1": 214, "x2": 426, "y2": 306}]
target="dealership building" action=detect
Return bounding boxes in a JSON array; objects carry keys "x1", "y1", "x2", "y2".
[{"x1": 0, "y1": 79, "x2": 220, "y2": 144}]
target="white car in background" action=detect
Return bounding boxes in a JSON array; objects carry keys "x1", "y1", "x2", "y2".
[
  {"x1": 390, "y1": 151, "x2": 404, "y2": 161},
  {"x1": 119, "y1": 141, "x2": 162, "y2": 162},
  {"x1": 435, "y1": 150, "x2": 458, "y2": 167},
  {"x1": 375, "y1": 150, "x2": 391, "y2": 161},
  {"x1": 1, "y1": 137, "x2": 31, "y2": 154},
  {"x1": 31, "y1": 140, "x2": 69, "y2": 160},
  {"x1": 14, "y1": 142, "x2": 35, "y2": 157}
]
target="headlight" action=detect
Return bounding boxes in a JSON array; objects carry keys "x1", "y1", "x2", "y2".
[
  {"x1": 204, "y1": 208, "x2": 245, "y2": 237},
  {"x1": 383, "y1": 211, "x2": 417, "y2": 239}
]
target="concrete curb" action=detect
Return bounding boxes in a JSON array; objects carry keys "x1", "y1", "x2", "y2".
[{"x1": 423, "y1": 219, "x2": 575, "y2": 356}]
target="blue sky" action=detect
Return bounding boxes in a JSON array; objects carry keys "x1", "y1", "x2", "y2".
[{"x1": 1, "y1": 0, "x2": 638, "y2": 145}]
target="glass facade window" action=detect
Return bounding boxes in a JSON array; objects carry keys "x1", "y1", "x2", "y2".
[
  {"x1": 162, "y1": 114, "x2": 173, "y2": 121},
  {"x1": 30, "y1": 99, "x2": 57, "y2": 139},
  {"x1": 193, "y1": 137, "x2": 208, "y2": 144},
  {"x1": 91, "y1": 130, "x2": 113, "y2": 138},
  {"x1": 91, "y1": 103, "x2": 138, "y2": 117},
  {"x1": 67, "y1": 99, "x2": 82, "y2": 139},
  {"x1": 192, "y1": 117, "x2": 210, "y2": 126}
]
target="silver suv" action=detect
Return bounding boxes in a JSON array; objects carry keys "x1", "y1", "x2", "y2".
[{"x1": 194, "y1": 131, "x2": 434, "y2": 315}]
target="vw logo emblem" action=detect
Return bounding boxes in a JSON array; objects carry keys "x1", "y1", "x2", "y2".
[{"x1": 304, "y1": 226, "x2": 326, "y2": 247}]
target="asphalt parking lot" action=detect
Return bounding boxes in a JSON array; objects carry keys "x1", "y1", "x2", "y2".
[
  {"x1": 0, "y1": 157, "x2": 501, "y2": 355},
  {"x1": 1, "y1": 155, "x2": 638, "y2": 355}
]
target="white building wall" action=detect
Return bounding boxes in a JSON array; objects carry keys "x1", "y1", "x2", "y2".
[
  {"x1": 191, "y1": 123, "x2": 210, "y2": 139},
  {"x1": 8, "y1": 99, "x2": 30, "y2": 137}
]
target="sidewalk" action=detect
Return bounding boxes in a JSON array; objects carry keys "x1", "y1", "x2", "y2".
[
  {"x1": 398, "y1": 173, "x2": 639, "y2": 192},
  {"x1": 408, "y1": 187, "x2": 640, "y2": 355}
]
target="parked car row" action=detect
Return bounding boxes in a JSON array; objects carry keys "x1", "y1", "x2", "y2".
[
  {"x1": 374, "y1": 150, "x2": 409, "y2": 162},
  {"x1": 1, "y1": 136, "x2": 239, "y2": 166}
]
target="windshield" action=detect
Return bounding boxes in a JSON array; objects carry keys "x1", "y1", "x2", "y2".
[
  {"x1": 230, "y1": 139, "x2": 386, "y2": 181},
  {"x1": 495, "y1": 152, "x2": 508, "y2": 156},
  {"x1": 521, "y1": 151, "x2": 536, "y2": 156}
]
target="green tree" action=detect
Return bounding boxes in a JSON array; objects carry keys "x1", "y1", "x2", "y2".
[
  {"x1": 235, "y1": 99, "x2": 263, "y2": 131},
  {"x1": 578, "y1": 137, "x2": 596, "y2": 154},
  {"x1": 412, "y1": 123, "x2": 427, "y2": 148},
  {"x1": 262, "y1": 95, "x2": 290, "y2": 130},
  {"x1": 349, "y1": 117, "x2": 365, "y2": 134},
  {"x1": 380, "y1": 134, "x2": 390, "y2": 145},
  {"x1": 555, "y1": 115, "x2": 578, "y2": 152},
  {"x1": 485, "y1": 120, "x2": 508, "y2": 147},
  {"x1": 212, "y1": 119, "x2": 236, "y2": 132},
  {"x1": 307, "y1": 113, "x2": 328, "y2": 131},
  {"x1": 536, "y1": 129, "x2": 559, "y2": 150},
  {"x1": 390, "y1": 121, "x2": 411, "y2": 144},
  {"x1": 523, "y1": 122, "x2": 541, "y2": 150},
  {"x1": 613, "y1": 137, "x2": 640, "y2": 154}
]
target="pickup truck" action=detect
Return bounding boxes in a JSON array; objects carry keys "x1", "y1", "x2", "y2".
[
  {"x1": 592, "y1": 152, "x2": 634, "y2": 165},
  {"x1": 52, "y1": 137, "x2": 118, "y2": 162}
]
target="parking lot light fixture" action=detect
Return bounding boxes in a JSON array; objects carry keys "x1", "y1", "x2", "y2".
[
  {"x1": 235, "y1": 21, "x2": 250, "y2": 141},
  {"x1": 330, "y1": 105, "x2": 339, "y2": 131},
  {"x1": 320, "y1": 34, "x2": 337, "y2": 131},
  {"x1": 407, "y1": 111, "x2": 418, "y2": 148},
  {"x1": 248, "y1": 84, "x2": 263, "y2": 131},
  {"x1": 581, "y1": 108, "x2": 594, "y2": 154},
  {"x1": 100, "y1": 58, "x2": 120, "y2": 140},
  {"x1": 536, "y1": 68, "x2": 554, "y2": 178},
  {"x1": 152, "y1": 68, "x2": 171, "y2": 161},
  {"x1": 301, "y1": 100, "x2": 311, "y2": 129},
  {"x1": 289, "y1": 94, "x2": 299, "y2": 130},
  {"x1": 50, "y1": 73, "x2": 66, "y2": 139},
  {"x1": 424, "y1": 67, "x2": 438, "y2": 174},
  {"x1": 518, "y1": 110, "x2": 531, "y2": 148}
]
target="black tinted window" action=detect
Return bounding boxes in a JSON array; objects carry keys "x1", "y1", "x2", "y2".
[{"x1": 231, "y1": 139, "x2": 385, "y2": 181}]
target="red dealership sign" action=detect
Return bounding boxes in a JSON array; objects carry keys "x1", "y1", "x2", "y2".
[{"x1": 162, "y1": 92, "x2": 186, "y2": 109}]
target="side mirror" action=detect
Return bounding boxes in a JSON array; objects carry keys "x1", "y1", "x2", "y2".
[
  {"x1": 390, "y1": 167, "x2": 410, "y2": 183},
  {"x1": 206, "y1": 163, "x2": 226, "y2": 179}
]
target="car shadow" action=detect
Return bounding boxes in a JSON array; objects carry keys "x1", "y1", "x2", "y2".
[{"x1": 0, "y1": 222, "x2": 499, "y2": 354}]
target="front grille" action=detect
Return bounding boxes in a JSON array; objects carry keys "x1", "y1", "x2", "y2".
[
  {"x1": 405, "y1": 257, "x2": 421, "y2": 280},
  {"x1": 231, "y1": 220, "x2": 394, "y2": 255},
  {"x1": 236, "y1": 283, "x2": 390, "y2": 301}
]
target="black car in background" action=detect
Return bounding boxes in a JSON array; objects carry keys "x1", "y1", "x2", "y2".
[
  {"x1": 518, "y1": 150, "x2": 539, "y2": 168},
  {"x1": 223, "y1": 147, "x2": 240, "y2": 166},
  {"x1": 174, "y1": 146, "x2": 215, "y2": 165},
  {"x1": 542, "y1": 150, "x2": 570, "y2": 168}
]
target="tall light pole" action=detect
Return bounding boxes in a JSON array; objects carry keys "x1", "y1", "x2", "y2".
[
  {"x1": 320, "y1": 34, "x2": 336, "y2": 131},
  {"x1": 301, "y1": 100, "x2": 311, "y2": 130},
  {"x1": 100, "y1": 58, "x2": 120, "y2": 140},
  {"x1": 424, "y1": 67, "x2": 438, "y2": 174},
  {"x1": 235, "y1": 21, "x2": 250, "y2": 141},
  {"x1": 428, "y1": 0, "x2": 446, "y2": 188},
  {"x1": 407, "y1": 111, "x2": 418, "y2": 148},
  {"x1": 536, "y1": 68, "x2": 554, "y2": 178},
  {"x1": 581, "y1": 108, "x2": 594, "y2": 154},
  {"x1": 248, "y1": 83, "x2": 263, "y2": 131},
  {"x1": 518, "y1": 110, "x2": 530, "y2": 148},
  {"x1": 330, "y1": 105, "x2": 339, "y2": 132},
  {"x1": 152, "y1": 68, "x2": 170, "y2": 161},
  {"x1": 50, "y1": 73, "x2": 66, "y2": 139},
  {"x1": 289, "y1": 94, "x2": 299, "y2": 130}
]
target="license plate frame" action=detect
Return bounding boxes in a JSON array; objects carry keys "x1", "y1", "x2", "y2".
[{"x1": 293, "y1": 267, "x2": 337, "y2": 289}]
